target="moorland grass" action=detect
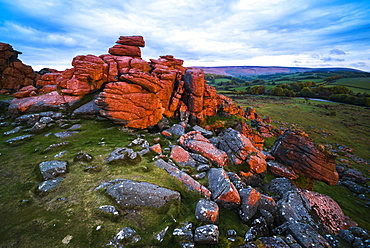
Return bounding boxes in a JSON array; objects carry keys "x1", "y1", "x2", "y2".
[{"x1": 232, "y1": 94, "x2": 370, "y2": 230}]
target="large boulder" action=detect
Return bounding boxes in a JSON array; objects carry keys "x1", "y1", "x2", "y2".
[
  {"x1": 208, "y1": 168, "x2": 240, "y2": 209},
  {"x1": 271, "y1": 130, "x2": 339, "y2": 185},
  {"x1": 38, "y1": 160, "x2": 67, "y2": 180},
  {"x1": 218, "y1": 128, "x2": 267, "y2": 173},
  {"x1": 179, "y1": 131, "x2": 228, "y2": 167},
  {"x1": 95, "y1": 80, "x2": 164, "y2": 129},
  {"x1": 105, "y1": 179, "x2": 181, "y2": 208},
  {"x1": 170, "y1": 145, "x2": 197, "y2": 167},
  {"x1": 299, "y1": 189, "x2": 345, "y2": 234},
  {"x1": 0, "y1": 43, "x2": 36, "y2": 90}
]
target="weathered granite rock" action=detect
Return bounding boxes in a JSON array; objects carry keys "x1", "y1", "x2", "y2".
[
  {"x1": 5, "y1": 134, "x2": 33, "y2": 145},
  {"x1": 285, "y1": 222, "x2": 330, "y2": 248},
  {"x1": 195, "y1": 198, "x2": 219, "y2": 224},
  {"x1": 154, "y1": 159, "x2": 211, "y2": 197},
  {"x1": 258, "y1": 237, "x2": 289, "y2": 248},
  {"x1": 267, "y1": 161, "x2": 299, "y2": 180},
  {"x1": 244, "y1": 217, "x2": 269, "y2": 242},
  {"x1": 115, "y1": 35, "x2": 145, "y2": 47},
  {"x1": 342, "y1": 169, "x2": 369, "y2": 184},
  {"x1": 271, "y1": 130, "x2": 339, "y2": 185},
  {"x1": 107, "y1": 227, "x2": 141, "y2": 247},
  {"x1": 38, "y1": 160, "x2": 67, "y2": 180},
  {"x1": 106, "y1": 179, "x2": 180, "y2": 208},
  {"x1": 9, "y1": 91, "x2": 82, "y2": 116},
  {"x1": 238, "y1": 187, "x2": 261, "y2": 222},
  {"x1": 234, "y1": 121, "x2": 264, "y2": 150},
  {"x1": 170, "y1": 145, "x2": 197, "y2": 167},
  {"x1": 218, "y1": 128, "x2": 267, "y2": 173},
  {"x1": 37, "y1": 177, "x2": 64, "y2": 192},
  {"x1": 95, "y1": 80, "x2": 164, "y2": 129},
  {"x1": 299, "y1": 189, "x2": 345, "y2": 234},
  {"x1": 194, "y1": 224, "x2": 219, "y2": 244},
  {"x1": 3, "y1": 126, "x2": 23, "y2": 136},
  {"x1": 173, "y1": 222, "x2": 194, "y2": 242},
  {"x1": 193, "y1": 125, "x2": 213, "y2": 138},
  {"x1": 0, "y1": 43, "x2": 36, "y2": 90},
  {"x1": 179, "y1": 131, "x2": 228, "y2": 167},
  {"x1": 107, "y1": 148, "x2": 141, "y2": 165},
  {"x1": 72, "y1": 99, "x2": 102, "y2": 118},
  {"x1": 149, "y1": 144, "x2": 162, "y2": 154},
  {"x1": 340, "y1": 180, "x2": 370, "y2": 194},
  {"x1": 97, "y1": 205, "x2": 119, "y2": 215},
  {"x1": 74, "y1": 152, "x2": 93, "y2": 162},
  {"x1": 54, "y1": 130, "x2": 79, "y2": 138},
  {"x1": 208, "y1": 168, "x2": 240, "y2": 209}
]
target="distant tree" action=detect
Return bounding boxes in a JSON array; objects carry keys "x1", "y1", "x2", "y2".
[
  {"x1": 249, "y1": 85, "x2": 266, "y2": 95},
  {"x1": 300, "y1": 87, "x2": 316, "y2": 97}
]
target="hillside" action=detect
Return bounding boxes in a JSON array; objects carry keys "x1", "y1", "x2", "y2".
[{"x1": 195, "y1": 66, "x2": 364, "y2": 77}]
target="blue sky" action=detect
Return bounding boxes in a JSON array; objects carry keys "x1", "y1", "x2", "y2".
[{"x1": 1, "y1": 0, "x2": 370, "y2": 72}]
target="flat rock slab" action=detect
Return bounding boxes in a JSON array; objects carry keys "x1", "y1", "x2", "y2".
[
  {"x1": 106, "y1": 179, "x2": 181, "y2": 208},
  {"x1": 39, "y1": 160, "x2": 67, "y2": 180},
  {"x1": 54, "y1": 131, "x2": 80, "y2": 138},
  {"x1": 37, "y1": 177, "x2": 64, "y2": 192},
  {"x1": 154, "y1": 159, "x2": 211, "y2": 197},
  {"x1": 5, "y1": 134, "x2": 33, "y2": 145}
]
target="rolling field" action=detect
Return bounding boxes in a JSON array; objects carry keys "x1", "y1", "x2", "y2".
[{"x1": 327, "y1": 77, "x2": 370, "y2": 93}]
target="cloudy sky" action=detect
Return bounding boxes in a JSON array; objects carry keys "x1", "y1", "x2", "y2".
[{"x1": 1, "y1": 0, "x2": 370, "y2": 72}]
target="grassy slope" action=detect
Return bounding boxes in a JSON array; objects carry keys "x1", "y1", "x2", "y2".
[
  {"x1": 233, "y1": 95, "x2": 370, "y2": 229},
  {"x1": 327, "y1": 77, "x2": 370, "y2": 94},
  {"x1": 0, "y1": 108, "x2": 247, "y2": 247}
]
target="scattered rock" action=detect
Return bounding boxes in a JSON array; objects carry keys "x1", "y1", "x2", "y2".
[
  {"x1": 106, "y1": 179, "x2": 181, "y2": 208},
  {"x1": 173, "y1": 222, "x2": 194, "y2": 242},
  {"x1": 74, "y1": 152, "x2": 93, "y2": 162},
  {"x1": 195, "y1": 198, "x2": 219, "y2": 224},
  {"x1": 155, "y1": 226, "x2": 169, "y2": 242},
  {"x1": 170, "y1": 145, "x2": 197, "y2": 167},
  {"x1": 267, "y1": 161, "x2": 299, "y2": 180},
  {"x1": 37, "y1": 177, "x2": 64, "y2": 192},
  {"x1": 179, "y1": 131, "x2": 228, "y2": 167},
  {"x1": 208, "y1": 168, "x2": 240, "y2": 209},
  {"x1": 271, "y1": 130, "x2": 339, "y2": 185},
  {"x1": 5, "y1": 134, "x2": 33, "y2": 145},
  {"x1": 39, "y1": 160, "x2": 67, "y2": 180},
  {"x1": 107, "y1": 147, "x2": 141, "y2": 165},
  {"x1": 154, "y1": 159, "x2": 211, "y2": 197},
  {"x1": 194, "y1": 224, "x2": 219, "y2": 244},
  {"x1": 54, "y1": 130, "x2": 80, "y2": 138},
  {"x1": 3, "y1": 125, "x2": 23, "y2": 136},
  {"x1": 107, "y1": 227, "x2": 141, "y2": 248},
  {"x1": 97, "y1": 205, "x2": 119, "y2": 215}
]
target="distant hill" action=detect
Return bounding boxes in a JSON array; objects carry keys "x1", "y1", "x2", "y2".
[{"x1": 193, "y1": 66, "x2": 363, "y2": 77}]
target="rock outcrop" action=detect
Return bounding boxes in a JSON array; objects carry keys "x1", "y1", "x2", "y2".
[
  {"x1": 0, "y1": 43, "x2": 36, "y2": 91},
  {"x1": 5, "y1": 36, "x2": 246, "y2": 127},
  {"x1": 271, "y1": 130, "x2": 339, "y2": 185}
]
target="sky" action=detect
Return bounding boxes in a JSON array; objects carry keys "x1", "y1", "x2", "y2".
[{"x1": 1, "y1": 0, "x2": 370, "y2": 72}]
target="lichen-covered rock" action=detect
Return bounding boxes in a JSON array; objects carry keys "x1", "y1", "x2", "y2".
[
  {"x1": 208, "y1": 168, "x2": 240, "y2": 209},
  {"x1": 218, "y1": 128, "x2": 267, "y2": 173},
  {"x1": 106, "y1": 179, "x2": 180, "y2": 208},
  {"x1": 39, "y1": 160, "x2": 67, "y2": 180},
  {"x1": 271, "y1": 130, "x2": 339, "y2": 185},
  {"x1": 154, "y1": 159, "x2": 211, "y2": 197},
  {"x1": 299, "y1": 189, "x2": 345, "y2": 234},
  {"x1": 285, "y1": 222, "x2": 330, "y2": 248},
  {"x1": 194, "y1": 224, "x2": 219, "y2": 244},
  {"x1": 95, "y1": 81, "x2": 164, "y2": 129},
  {"x1": 8, "y1": 91, "x2": 82, "y2": 116},
  {"x1": 179, "y1": 131, "x2": 228, "y2": 167},
  {"x1": 195, "y1": 198, "x2": 219, "y2": 224},
  {"x1": 107, "y1": 227, "x2": 141, "y2": 247},
  {"x1": 267, "y1": 161, "x2": 299, "y2": 180},
  {"x1": 0, "y1": 43, "x2": 36, "y2": 90},
  {"x1": 170, "y1": 145, "x2": 197, "y2": 167},
  {"x1": 238, "y1": 187, "x2": 261, "y2": 222}
]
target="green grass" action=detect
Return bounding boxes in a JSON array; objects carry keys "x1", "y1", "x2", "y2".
[
  {"x1": 232, "y1": 95, "x2": 370, "y2": 230},
  {"x1": 328, "y1": 77, "x2": 370, "y2": 94},
  {"x1": 0, "y1": 104, "x2": 251, "y2": 247}
]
